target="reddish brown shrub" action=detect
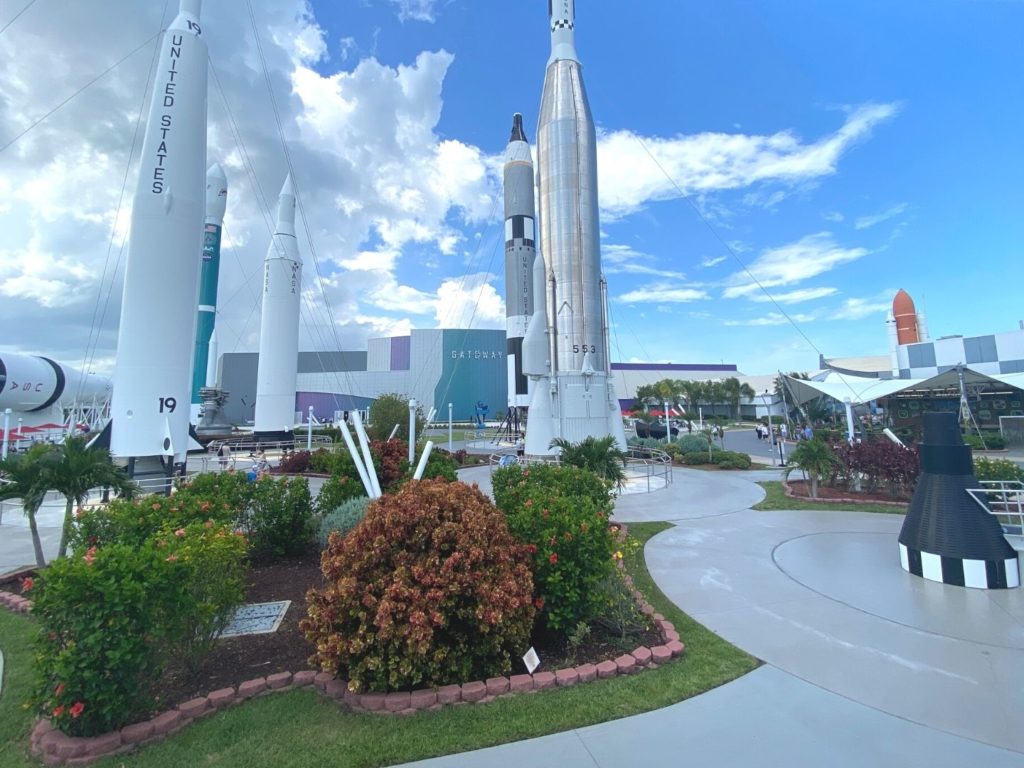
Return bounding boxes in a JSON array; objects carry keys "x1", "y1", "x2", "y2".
[{"x1": 302, "y1": 479, "x2": 535, "y2": 692}]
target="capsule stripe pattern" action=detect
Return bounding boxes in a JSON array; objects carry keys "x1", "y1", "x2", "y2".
[{"x1": 551, "y1": 19, "x2": 574, "y2": 30}]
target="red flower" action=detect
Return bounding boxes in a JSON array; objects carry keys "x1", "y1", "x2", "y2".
[
  {"x1": 54, "y1": 682, "x2": 66, "y2": 697},
  {"x1": 83, "y1": 547, "x2": 97, "y2": 566},
  {"x1": 52, "y1": 705, "x2": 65, "y2": 718},
  {"x1": 69, "y1": 702, "x2": 85, "y2": 719},
  {"x1": 526, "y1": 544, "x2": 537, "y2": 554},
  {"x1": 548, "y1": 553, "x2": 558, "y2": 565},
  {"x1": 21, "y1": 577, "x2": 33, "y2": 593},
  {"x1": 534, "y1": 597, "x2": 544, "y2": 609}
]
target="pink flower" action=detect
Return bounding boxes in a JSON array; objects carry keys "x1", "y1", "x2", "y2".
[
  {"x1": 54, "y1": 682, "x2": 65, "y2": 697},
  {"x1": 166, "y1": 554, "x2": 179, "y2": 563},
  {"x1": 21, "y1": 577, "x2": 33, "y2": 593},
  {"x1": 69, "y1": 702, "x2": 85, "y2": 719},
  {"x1": 52, "y1": 705, "x2": 65, "y2": 718},
  {"x1": 549, "y1": 553, "x2": 558, "y2": 565},
  {"x1": 151, "y1": 502, "x2": 161, "y2": 510},
  {"x1": 83, "y1": 547, "x2": 97, "y2": 566},
  {"x1": 174, "y1": 528, "x2": 186, "y2": 537}
]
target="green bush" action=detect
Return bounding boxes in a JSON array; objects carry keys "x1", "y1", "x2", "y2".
[
  {"x1": 309, "y1": 447, "x2": 356, "y2": 476},
  {"x1": 318, "y1": 496, "x2": 371, "y2": 548},
  {"x1": 414, "y1": 447, "x2": 459, "y2": 482},
  {"x1": 677, "y1": 434, "x2": 711, "y2": 453},
  {"x1": 964, "y1": 432, "x2": 1007, "y2": 450},
  {"x1": 29, "y1": 543, "x2": 184, "y2": 736},
  {"x1": 69, "y1": 494, "x2": 235, "y2": 552},
  {"x1": 715, "y1": 451, "x2": 752, "y2": 470},
  {"x1": 173, "y1": 470, "x2": 253, "y2": 518},
  {"x1": 973, "y1": 457, "x2": 1024, "y2": 483},
  {"x1": 29, "y1": 522, "x2": 246, "y2": 737},
  {"x1": 314, "y1": 473, "x2": 364, "y2": 518},
  {"x1": 492, "y1": 464, "x2": 616, "y2": 632},
  {"x1": 244, "y1": 476, "x2": 315, "y2": 560},
  {"x1": 682, "y1": 451, "x2": 711, "y2": 465},
  {"x1": 303, "y1": 479, "x2": 535, "y2": 692}
]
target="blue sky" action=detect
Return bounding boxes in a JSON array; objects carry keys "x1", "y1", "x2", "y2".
[{"x1": 0, "y1": 0, "x2": 1021, "y2": 376}]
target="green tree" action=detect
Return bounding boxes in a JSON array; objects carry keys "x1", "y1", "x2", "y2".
[
  {"x1": 367, "y1": 392, "x2": 425, "y2": 442},
  {"x1": 784, "y1": 438, "x2": 837, "y2": 499},
  {"x1": 46, "y1": 436, "x2": 136, "y2": 558},
  {"x1": 550, "y1": 435, "x2": 627, "y2": 489},
  {"x1": 0, "y1": 443, "x2": 55, "y2": 567}
]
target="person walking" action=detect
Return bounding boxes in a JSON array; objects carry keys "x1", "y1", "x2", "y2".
[
  {"x1": 780, "y1": 423, "x2": 788, "y2": 441},
  {"x1": 217, "y1": 444, "x2": 227, "y2": 470}
]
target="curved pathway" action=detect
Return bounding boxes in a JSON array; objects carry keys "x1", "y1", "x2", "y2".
[{"x1": 403, "y1": 466, "x2": 1024, "y2": 767}]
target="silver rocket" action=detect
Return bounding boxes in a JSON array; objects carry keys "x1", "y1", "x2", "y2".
[
  {"x1": 253, "y1": 175, "x2": 303, "y2": 439},
  {"x1": 110, "y1": 0, "x2": 207, "y2": 463},
  {"x1": 525, "y1": 0, "x2": 627, "y2": 455},
  {"x1": 503, "y1": 113, "x2": 536, "y2": 410}
]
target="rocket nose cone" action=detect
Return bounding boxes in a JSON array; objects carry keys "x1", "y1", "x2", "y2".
[
  {"x1": 280, "y1": 174, "x2": 294, "y2": 196},
  {"x1": 207, "y1": 163, "x2": 227, "y2": 183},
  {"x1": 892, "y1": 288, "x2": 916, "y2": 315}
]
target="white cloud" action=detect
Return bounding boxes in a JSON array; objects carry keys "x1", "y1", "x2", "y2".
[
  {"x1": 434, "y1": 273, "x2": 504, "y2": 328},
  {"x1": 832, "y1": 297, "x2": 890, "y2": 320},
  {"x1": 823, "y1": 211, "x2": 844, "y2": 222},
  {"x1": 749, "y1": 287, "x2": 838, "y2": 304},
  {"x1": 603, "y1": 244, "x2": 686, "y2": 279},
  {"x1": 389, "y1": 0, "x2": 442, "y2": 23},
  {"x1": 596, "y1": 103, "x2": 899, "y2": 218},
  {"x1": 724, "y1": 313, "x2": 816, "y2": 327},
  {"x1": 699, "y1": 255, "x2": 727, "y2": 269},
  {"x1": 723, "y1": 233, "x2": 868, "y2": 299},
  {"x1": 617, "y1": 285, "x2": 709, "y2": 303},
  {"x1": 855, "y1": 203, "x2": 908, "y2": 230}
]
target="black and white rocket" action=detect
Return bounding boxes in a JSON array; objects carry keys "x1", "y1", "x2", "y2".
[
  {"x1": 523, "y1": 0, "x2": 627, "y2": 455},
  {"x1": 503, "y1": 114, "x2": 536, "y2": 410},
  {"x1": 110, "y1": 0, "x2": 207, "y2": 464},
  {"x1": 253, "y1": 175, "x2": 302, "y2": 440}
]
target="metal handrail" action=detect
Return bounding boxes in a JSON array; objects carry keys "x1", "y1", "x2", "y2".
[
  {"x1": 205, "y1": 435, "x2": 334, "y2": 455},
  {"x1": 965, "y1": 480, "x2": 1024, "y2": 534}
]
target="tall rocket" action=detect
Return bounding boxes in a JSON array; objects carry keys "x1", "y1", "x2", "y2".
[
  {"x1": 253, "y1": 175, "x2": 302, "y2": 440},
  {"x1": 504, "y1": 113, "x2": 536, "y2": 410},
  {"x1": 524, "y1": 0, "x2": 627, "y2": 455},
  {"x1": 191, "y1": 163, "x2": 227, "y2": 415},
  {"x1": 110, "y1": 0, "x2": 207, "y2": 463}
]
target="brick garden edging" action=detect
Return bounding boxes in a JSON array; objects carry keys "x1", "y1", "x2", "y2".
[
  {"x1": 2, "y1": 525, "x2": 686, "y2": 766},
  {"x1": 781, "y1": 479, "x2": 908, "y2": 507}
]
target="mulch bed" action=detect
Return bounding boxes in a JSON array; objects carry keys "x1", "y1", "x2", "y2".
[
  {"x1": 786, "y1": 479, "x2": 910, "y2": 504},
  {"x1": 0, "y1": 550, "x2": 661, "y2": 713}
]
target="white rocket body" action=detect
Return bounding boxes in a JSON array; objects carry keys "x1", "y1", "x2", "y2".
[
  {"x1": 110, "y1": 0, "x2": 207, "y2": 461},
  {"x1": 205, "y1": 328, "x2": 218, "y2": 388},
  {"x1": 525, "y1": 0, "x2": 626, "y2": 455},
  {"x1": 503, "y1": 114, "x2": 536, "y2": 409},
  {"x1": 254, "y1": 175, "x2": 302, "y2": 437}
]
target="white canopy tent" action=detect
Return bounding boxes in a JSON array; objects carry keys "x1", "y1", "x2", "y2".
[{"x1": 783, "y1": 368, "x2": 1024, "y2": 407}]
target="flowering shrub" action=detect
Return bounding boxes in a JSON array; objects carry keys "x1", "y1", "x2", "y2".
[
  {"x1": 492, "y1": 464, "x2": 616, "y2": 631},
  {"x1": 173, "y1": 470, "x2": 253, "y2": 518},
  {"x1": 69, "y1": 494, "x2": 234, "y2": 552},
  {"x1": 974, "y1": 457, "x2": 1024, "y2": 483},
  {"x1": 30, "y1": 543, "x2": 188, "y2": 736},
  {"x1": 31, "y1": 520, "x2": 247, "y2": 736},
  {"x1": 243, "y1": 476, "x2": 315, "y2": 560},
  {"x1": 302, "y1": 479, "x2": 535, "y2": 692}
]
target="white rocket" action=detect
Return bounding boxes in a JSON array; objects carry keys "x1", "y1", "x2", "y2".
[
  {"x1": 503, "y1": 114, "x2": 536, "y2": 409},
  {"x1": 524, "y1": 0, "x2": 627, "y2": 455},
  {"x1": 253, "y1": 175, "x2": 302, "y2": 439},
  {"x1": 110, "y1": 0, "x2": 207, "y2": 464}
]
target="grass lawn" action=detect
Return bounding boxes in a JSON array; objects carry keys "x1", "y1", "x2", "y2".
[
  {"x1": 0, "y1": 522, "x2": 757, "y2": 768},
  {"x1": 753, "y1": 481, "x2": 907, "y2": 515}
]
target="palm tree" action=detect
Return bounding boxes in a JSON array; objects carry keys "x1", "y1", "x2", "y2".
[
  {"x1": 550, "y1": 435, "x2": 627, "y2": 489},
  {"x1": 784, "y1": 438, "x2": 836, "y2": 499},
  {"x1": 0, "y1": 444, "x2": 55, "y2": 568},
  {"x1": 46, "y1": 436, "x2": 136, "y2": 558}
]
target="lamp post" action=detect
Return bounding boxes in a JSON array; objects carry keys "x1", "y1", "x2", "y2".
[
  {"x1": 448, "y1": 403, "x2": 453, "y2": 453},
  {"x1": 2, "y1": 408, "x2": 10, "y2": 459},
  {"x1": 307, "y1": 405, "x2": 314, "y2": 451},
  {"x1": 17, "y1": 417, "x2": 23, "y2": 453},
  {"x1": 764, "y1": 390, "x2": 775, "y2": 466},
  {"x1": 663, "y1": 400, "x2": 671, "y2": 443},
  {"x1": 408, "y1": 398, "x2": 417, "y2": 464},
  {"x1": 844, "y1": 397, "x2": 856, "y2": 444}
]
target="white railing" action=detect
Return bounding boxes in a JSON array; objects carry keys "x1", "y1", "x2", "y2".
[
  {"x1": 965, "y1": 480, "x2": 1024, "y2": 534},
  {"x1": 487, "y1": 446, "x2": 672, "y2": 493}
]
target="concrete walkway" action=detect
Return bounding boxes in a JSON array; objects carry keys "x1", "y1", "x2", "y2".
[{"x1": 402, "y1": 465, "x2": 1024, "y2": 767}]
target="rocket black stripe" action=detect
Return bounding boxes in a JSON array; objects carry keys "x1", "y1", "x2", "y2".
[
  {"x1": 507, "y1": 337, "x2": 528, "y2": 396},
  {"x1": 32, "y1": 357, "x2": 66, "y2": 412},
  {"x1": 0, "y1": 357, "x2": 6, "y2": 395}
]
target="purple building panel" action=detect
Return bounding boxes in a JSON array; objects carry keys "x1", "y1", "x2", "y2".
[
  {"x1": 390, "y1": 336, "x2": 411, "y2": 371},
  {"x1": 296, "y1": 391, "x2": 372, "y2": 423}
]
